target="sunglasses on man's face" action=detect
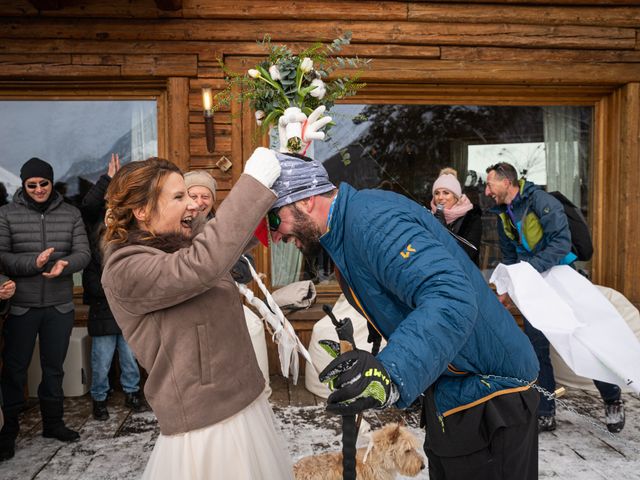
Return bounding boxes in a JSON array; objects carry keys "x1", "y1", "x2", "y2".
[
  {"x1": 25, "y1": 180, "x2": 50, "y2": 190},
  {"x1": 267, "y1": 208, "x2": 281, "y2": 232}
]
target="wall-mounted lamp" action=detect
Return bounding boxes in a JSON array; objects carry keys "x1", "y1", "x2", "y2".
[{"x1": 202, "y1": 86, "x2": 215, "y2": 153}]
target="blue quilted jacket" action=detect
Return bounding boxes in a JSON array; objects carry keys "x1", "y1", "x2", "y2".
[{"x1": 320, "y1": 183, "x2": 539, "y2": 419}]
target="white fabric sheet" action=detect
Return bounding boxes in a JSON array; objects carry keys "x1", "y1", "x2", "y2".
[
  {"x1": 551, "y1": 285, "x2": 640, "y2": 392},
  {"x1": 490, "y1": 263, "x2": 640, "y2": 393}
]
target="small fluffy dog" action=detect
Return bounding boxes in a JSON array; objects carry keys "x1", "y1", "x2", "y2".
[{"x1": 294, "y1": 422, "x2": 425, "y2": 480}]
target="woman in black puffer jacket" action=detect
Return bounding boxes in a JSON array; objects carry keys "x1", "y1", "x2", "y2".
[{"x1": 431, "y1": 168, "x2": 483, "y2": 266}]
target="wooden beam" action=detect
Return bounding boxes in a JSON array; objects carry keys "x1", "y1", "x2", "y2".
[
  {"x1": 441, "y1": 47, "x2": 640, "y2": 64},
  {"x1": 154, "y1": 0, "x2": 182, "y2": 11},
  {"x1": 0, "y1": 19, "x2": 634, "y2": 51},
  {"x1": 29, "y1": 0, "x2": 63, "y2": 10},
  {"x1": 183, "y1": 0, "x2": 407, "y2": 20},
  {"x1": 166, "y1": 77, "x2": 190, "y2": 169},
  {"x1": 0, "y1": 52, "x2": 197, "y2": 77},
  {"x1": 415, "y1": 0, "x2": 640, "y2": 4},
  {"x1": 353, "y1": 83, "x2": 613, "y2": 105},
  {"x1": 619, "y1": 83, "x2": 640, "y2": 305},
  {"x1": 409, "y1": 4, "x2": 640, "y2": 28},
  {"x1": 0, "y1": 64, "x2": 121, "y2": 77},
  {"x1": 225, "y1": 56, "x2": 640, "y2": 85},
  {"x1": 0, "y1": 39, "x2": 440, "y2": 65},
  {"x1": 331, "y1": 58, "x2": 640, "y2": 85}
]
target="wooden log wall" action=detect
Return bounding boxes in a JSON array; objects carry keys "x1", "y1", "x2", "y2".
[{"x1": 0, "y1": 0, "x2": 639, "y2": 310}]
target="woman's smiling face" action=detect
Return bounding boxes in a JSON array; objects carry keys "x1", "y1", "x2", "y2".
[
  {"x1": 433, "y1": 188, "x2": 457, "y2": 209},
  {"x1": 144, "y1": 172, "x2": 198, "y2": 236}
]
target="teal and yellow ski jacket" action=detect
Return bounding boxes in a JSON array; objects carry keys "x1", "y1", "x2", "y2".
[{"x1": 489, "y1": 179, "x2": 576, "y2": 273}]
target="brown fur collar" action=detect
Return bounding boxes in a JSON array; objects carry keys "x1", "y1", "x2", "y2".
[{"x1": 103, "y1": 215, "x2": 207, "y2": 257}]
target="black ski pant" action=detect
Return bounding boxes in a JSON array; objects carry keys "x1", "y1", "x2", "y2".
[
  {"x1": 422, "y1": 387, "x2": 539, "y2": 480},
  {"x1": 0, "y1": 307, "x2": 74, "y2": 438}
]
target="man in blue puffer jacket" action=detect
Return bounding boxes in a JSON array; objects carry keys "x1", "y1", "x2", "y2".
[{"x1": 269, "y1": 152, "x2": 539, "y2": 480}]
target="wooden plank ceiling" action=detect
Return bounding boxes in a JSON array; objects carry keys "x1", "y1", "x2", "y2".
[{"x1": 28, "y1": 0, "x2": 182, "y2": 11}]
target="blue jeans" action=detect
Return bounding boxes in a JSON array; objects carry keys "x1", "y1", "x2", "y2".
[
  {"x1": 523, "y1": 319, "x2": 621, "y2": 416},
  {"x1": 90, "y1": 335, "x2": 140, "y2": 401}
]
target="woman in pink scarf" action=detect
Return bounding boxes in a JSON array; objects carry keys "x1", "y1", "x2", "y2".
[{"x1": 430, "y1": 168, "x2": 482, "y2": 265}]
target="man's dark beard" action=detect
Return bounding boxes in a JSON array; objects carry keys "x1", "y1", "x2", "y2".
[{"x1": 287, "y1": 205, "x2": 323, "y2": 258}]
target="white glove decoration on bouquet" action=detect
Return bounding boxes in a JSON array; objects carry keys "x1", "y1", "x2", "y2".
[
  {"x1": 243, "y1": 147, "x2": 281, "y2": 189},
  {"x1": 278, "y1": 105, "x2": 332, "y2": 154},
  {"x1": 278, "y1": 107, "x2": 307, "y2": 153}
]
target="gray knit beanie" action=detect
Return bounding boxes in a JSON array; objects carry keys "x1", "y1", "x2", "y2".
[{"x1": 272, "y1": 152, "x2": 336, "y2": 209}]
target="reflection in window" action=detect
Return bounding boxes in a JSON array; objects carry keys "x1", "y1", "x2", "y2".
[
  {"x1": 270, "y1": 104, "x2": 592, "y2": 285},
  {"x1": 0, "y1": 99, "x2": 158, "y2": 286},
  {"x1": 0, "y1": 100, "x2": 157, "y2": 200}
]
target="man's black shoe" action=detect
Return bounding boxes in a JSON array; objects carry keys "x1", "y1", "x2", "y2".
[
  {"x1": 124, "y1": 391, "x2": 147, "y2": 412},
  {"x1": 605, "y1": 399, "x2": 625, "y2": 433},
  {"x1": 42, "y1": 424, "x2": 80, "y2": 442},
  {"x1": 92, "y1": 400, "x2": 109, "y2": 421},
  {"x1": 537, "y1": 415, "x2": 557, "y2": 433},
  {"x1": 0, "y1": 439, "x2": 15, "y2": 462}
]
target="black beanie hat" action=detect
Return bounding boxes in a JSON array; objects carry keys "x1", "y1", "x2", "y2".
[{"x1": 20, "y1": 157, "x2": 54, "y2": 184}]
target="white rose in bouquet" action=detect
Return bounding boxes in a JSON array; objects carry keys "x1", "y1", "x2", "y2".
[
  {"x1": 268, "y1": 65, "x2": 281, "y2": 81},
  {"x1": 309, "y1": 79, "x2": 326, "y2": 100},
  {"x1": 300, "y1": 57, "x2": 313, "y2": 73}
]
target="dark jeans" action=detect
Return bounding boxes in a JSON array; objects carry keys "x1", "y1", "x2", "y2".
[
  {"x1": 523, "y1": 319, "x2": 621, "y2": 416},
  {"x1": 1, "y1": 307, "x2": 74, "y2": 418}
]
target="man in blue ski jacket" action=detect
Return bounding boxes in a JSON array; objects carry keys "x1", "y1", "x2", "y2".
[
  {"x1": 269, "y1": 152, "x2": 539, "y2": 480},
  {"x1": 485, "y1": 161, "x2": 624, "y2": 434}
]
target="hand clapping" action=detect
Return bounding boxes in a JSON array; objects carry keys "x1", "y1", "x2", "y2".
[{"x1": 0, "y1": 280, "x2": 16, "y2": 300}]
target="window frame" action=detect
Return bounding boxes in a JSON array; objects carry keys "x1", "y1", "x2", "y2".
[{"x1": 0, "y1": 80, "x2": 174, "y2": 299}]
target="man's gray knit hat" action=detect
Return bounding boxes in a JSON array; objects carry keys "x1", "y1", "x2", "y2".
[{"x1": 272, "y1": 152, "x2": 336, "y2": 209}]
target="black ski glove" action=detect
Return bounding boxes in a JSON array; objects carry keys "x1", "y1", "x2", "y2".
[{"x1": 319, "y1": 349, "x2": 399, "y2": 415}]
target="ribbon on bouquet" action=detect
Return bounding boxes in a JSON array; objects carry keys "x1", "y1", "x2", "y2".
[{"x1": 236, "y1": 255, "x2": 313, "y2": 384}]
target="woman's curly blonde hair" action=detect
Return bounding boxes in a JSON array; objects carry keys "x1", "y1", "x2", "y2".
[{"x1": 103, "y1": 157, "x2": 182, "y2": 245}]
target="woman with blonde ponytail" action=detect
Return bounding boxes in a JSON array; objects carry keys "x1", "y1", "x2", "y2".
[
  {"x1": 101, "y1": 149, "x2": 294, "y2": 479},
  {"x1": 431, "y1": 167, "x2": 483, "y2": 265}
]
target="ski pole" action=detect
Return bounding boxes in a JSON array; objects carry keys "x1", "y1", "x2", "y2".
[{"x1": 323, "y1": 304, "x2": 358, "y2": 480}]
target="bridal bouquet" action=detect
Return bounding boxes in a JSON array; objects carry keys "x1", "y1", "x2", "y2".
[{"x1": 216, "y1": 32, "x2": 369, "y2": 153}]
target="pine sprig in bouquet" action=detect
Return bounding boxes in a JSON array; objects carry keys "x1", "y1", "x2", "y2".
[{"x1": 216, "y1": 32, "x2": 370, "y2": 153}]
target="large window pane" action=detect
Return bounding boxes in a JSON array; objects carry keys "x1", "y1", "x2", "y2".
[
  {"x1": 0, "y1": 99, "x2": 158, "y2": 287},
  {"x1": 270, "y1": 104, "x2": 592, "y2": 285},
  {"x1": 0, "y1": 100, "x2": 158, "y2": 200}
]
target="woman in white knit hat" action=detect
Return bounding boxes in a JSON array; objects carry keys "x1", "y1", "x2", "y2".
[
  {"x1": 184, "y1": 170, "x2": 218, "y2": 220},
  {"x1": 430, "y1": 168, "x2": 482, "y2": 265}
]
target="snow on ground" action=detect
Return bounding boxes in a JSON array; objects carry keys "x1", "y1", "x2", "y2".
[{"x1": 1, "y1": 389, "x2": 639, "y2": 479}]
